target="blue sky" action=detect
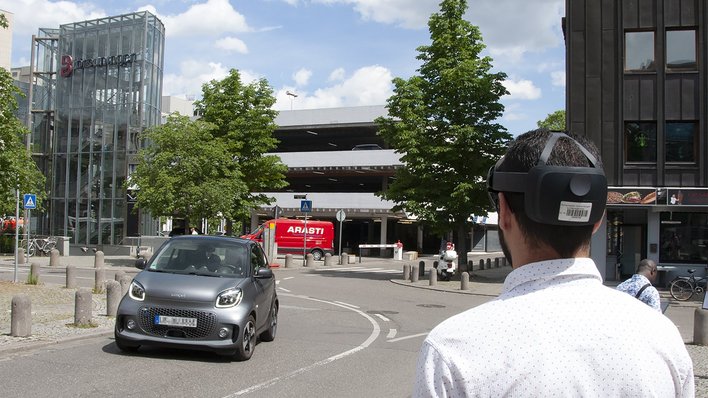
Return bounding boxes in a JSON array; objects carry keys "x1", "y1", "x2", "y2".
[{"x1": 1, "y1": 0, "x2": 566, "y2": 135}]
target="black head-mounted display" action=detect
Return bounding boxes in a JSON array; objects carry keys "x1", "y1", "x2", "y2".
[{"x1": 487, "y1": 132, "x2": 607, "y2": 226}]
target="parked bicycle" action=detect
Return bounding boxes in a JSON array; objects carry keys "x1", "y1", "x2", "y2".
[
  {"x1": 669, "y1": 268, "x2": 708, "y2": 301},
  {"x1": 20, "y1": 236, "x2": 57, "y2": 257}
]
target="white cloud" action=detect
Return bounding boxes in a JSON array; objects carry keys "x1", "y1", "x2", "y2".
[
  {"x1": 503, "y1": 78, "x2": 542, "y2": 100},
  {"x1": 274, "y1": 65, "x2": 393, "y2": 110},
  {"x1": 502, "y1": 103, "x2": 526, "y2": 122},
  {"x1": 551, "y1": 70, "x2": 565, "y2": 87},
  {"x1": 163, "y1": 60, "x2": 262, "y2": 98},
  {"x1": 139, "y1": 0, "x2": 250, "y2": 38},
  {"x1": 315, "y1": 0, "x2": 437, "y2": 29},
  {"x1": 214, "y1": 37, "x2": 249, "y2": 54},
  {"x1": 329, "y1": 67, "x2": 346, "y2": 81},
  {"x1": 0, "y1": 0, "x2": 106, "y2": 35},
  {"x1": 293, "y1": 68, "x2": 312, "y2": 86}
]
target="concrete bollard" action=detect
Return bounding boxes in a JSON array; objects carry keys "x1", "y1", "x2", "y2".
[
  {"x1": 18, "y1": 248, "x2": 25, "y2": 264},
  {"x1": 429, "y1": 268, "x2": 437, "y2": 286},
  {"x1": 486, "y1": 258, "x2": 492, "y2": 269},
  {"x1": 324, "y1": 253, "x2": 333, "y2": 266},
  {"x1": 50, "y1": 249, "x2": 60, "y2": 267},
  {"x1": 461, "y1": 272, "x2": 470, "y2": 290},
  {"x1": 341, "y1": 253, "x2": 349, "y2": 265},
  {"x1": 306, "y1": 253, "x2": 315, "y2": 268},
  {"x1": 74, "y1": 289, "x2": 93, "y2": 326},
  {"x1": 11, "y1": 294, "x2": 32, "y2": 337},
  {"x1": 494, "y1": 258, "x2": 500, "y2": 268},
  {"x1": 94, "y1": 268, "x2": 106, "y2": 293},
  {"x1": 403, "y1": 264, "x2": 411, "y2": 281},
  {"x1": 467, "y1": 260, "x2": 474, "y2": 272},
  {"x1": 114, "y1": 270, "x2": 126, "y2": 282},
  {"x1": 411, "y1": 265, "x2": 419, "y2": 283},
  {"x1": 94, "y1": 250, "x2": 105, "y2": 268},
  {"x1": 66, "y1": 265, "x2": 77, "y2": 289},
  {"x1": 30, "y1": 262, "x2": 40, "y2": 283},
  {"x1": 695, "y1": 309, "x2": 708, "y2": 346},
  {"x1": 106, "y1": 280, "x2": 122, "y2": 317},
  {"x1": 119, "y1": 274, "x2": 133, "y2": 297},
  {"x1": 284, "y1": 254, "x2": 294, "y2": 268},
  {"x1": 479, "y1": 259, "x2": 485, "y2": 270},
  {"x1": 418, "y1": 261, "x2": 426, "y2": 277},
  {"x1": 502, "y1": 257, "x2": 507, "y2": 267}
]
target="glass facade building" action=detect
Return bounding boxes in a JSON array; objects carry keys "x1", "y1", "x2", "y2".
[{"x1": 31, "y1": 12, "x2": 164, "y2": 245}]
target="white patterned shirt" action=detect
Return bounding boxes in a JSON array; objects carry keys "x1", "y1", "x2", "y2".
[{"x1": 414, "y1": 258, "x2": 694, "y2": 397}]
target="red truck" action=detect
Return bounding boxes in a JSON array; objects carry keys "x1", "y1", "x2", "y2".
[{"x1": 241, "y1": 219, "x2": 334, "y2": 261}]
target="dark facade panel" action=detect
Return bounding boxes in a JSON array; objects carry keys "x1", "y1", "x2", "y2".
[
  {"x1": 664, "y1": 0, "x2": 697, "y2": 26},
  {"x1": 639, "y1": 0, "x2": 658, "y2": 27},
  {"x1": 602, "y1": 0, "x2": 617, "y2": 29},
  {"x1": 680, "y1": 75, "x2": 698, "y2": 119},
  {"x1": 601, "y1": 30, "x2": 617, "y2": 121},
  {"x1": 623, "y1": 0, "x2": 639, "y2": 28},
  {"x1": 571, "y1": 0, "x2": 586, "y2": 32},
  {"x1": 623, "y1": 167, "x2": 657, "y2": 185},
  {"x1": 587, "y1": 1, "x2": 602, "y2": 77},
  {"x1": 640, "y1": 77, "x2": 657, "y2": 119},
  {"x1": 586, "y1": 76, "x2": 603, "y2": 144},
  {"x1": 602, "y1": 121, "x2": 618, "y2": 184},
  {"x1": 570, "y1": 32, "x2": 586, "y2": 124}
]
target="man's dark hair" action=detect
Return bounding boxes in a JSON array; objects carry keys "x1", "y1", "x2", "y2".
[{"x1": 496, "y1": 128, "x2": 604, "y2": 257}]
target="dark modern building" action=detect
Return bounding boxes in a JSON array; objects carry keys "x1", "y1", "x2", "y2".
[
  {"x1": 27, "y1": 11, "x2": 165, "y2": 245},
  {"x1": 566, "y1": 0, "x2": 708, "y2": 282}
]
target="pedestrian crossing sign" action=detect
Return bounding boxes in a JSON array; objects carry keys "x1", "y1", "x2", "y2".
[
  {"x1": 23, "y1": 194, "x2": 37, "y2": 209},
  {"x1": 300, "y1": 200, "x2": 312, "y2": 213}
]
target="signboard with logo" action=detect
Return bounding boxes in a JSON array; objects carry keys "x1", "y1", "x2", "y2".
[{"x1": 606, "y1": 187, "x2": 708, "y2": 206}]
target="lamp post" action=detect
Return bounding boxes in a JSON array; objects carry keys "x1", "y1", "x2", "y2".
[{"x1": 286, "y1": 91, "x2": 298, "y2": 111}]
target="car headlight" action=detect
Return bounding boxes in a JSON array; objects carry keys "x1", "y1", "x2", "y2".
[
  {"x1": 129, "y1": 281, "x2": 146, "y2": 301},
  {"x1": 216, "y1": 288, "x2": 243, "y2": 308}
]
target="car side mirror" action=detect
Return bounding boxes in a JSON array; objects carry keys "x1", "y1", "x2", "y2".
[
  {"x1": 135, "y1": 258, "x2": 147, "y2": 270},
  {"x1": 255, "y1": 268, "x2": 273, "y2": 279}
]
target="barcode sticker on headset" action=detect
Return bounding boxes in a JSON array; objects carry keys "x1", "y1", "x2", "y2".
[{"x1": 558, "y1": 201, "x2": 592, "y2": 222}]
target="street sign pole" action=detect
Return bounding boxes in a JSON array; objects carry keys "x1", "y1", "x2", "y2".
[
  {"x1": 303, "y1": 212, "x2": 307, "y2": 266},
  {"x1": 14, "y1": 188, "x2": 19, "y2": 283},
  {"x1": 336, "y1": 209, "x2": 346, "y2": 265}
]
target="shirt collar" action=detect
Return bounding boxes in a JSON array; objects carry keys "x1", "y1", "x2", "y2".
[{"x1": 501, "y1": 257, "x2": 603, "y2": 294}]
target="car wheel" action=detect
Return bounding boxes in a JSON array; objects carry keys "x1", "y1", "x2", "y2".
[
  {"x1": 234, "y1": 315, "x2": 256, "y2": 361},
  {"x1": 260, "y1": 300, "x2": 278, "y2": 342},
  {"x1": 311, "y1": 250, "x2": 324, "y2": 261},
  {"x1": 115, "y1": 336, "x2": 139, "y2": 353}
]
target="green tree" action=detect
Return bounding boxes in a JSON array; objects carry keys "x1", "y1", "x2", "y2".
[
  {"x1": 537, "y1": 110, "x2": 566, "y2": 131},
  {"x1": 195, "y1": 69, "x2": 288, "y2": 229},
  {"x1": 128, "y1": 114, "x2": 248, "y2": 231},
  {"x1": 376, "y1": 0, "x2": 511, "y2": 264},
  {"x1": 0, "y1": 67, "x2": 46, "y2": 216}
]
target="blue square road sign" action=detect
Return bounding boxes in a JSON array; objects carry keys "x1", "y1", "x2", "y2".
[
  {"x1": 300, "y1": 200, "x2": 312, "y2": 213},
  {"x1": 23, "y1": 194, "x2": 37, "y2": 209}
]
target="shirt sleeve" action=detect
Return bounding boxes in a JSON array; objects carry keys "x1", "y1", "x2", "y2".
[
  {"x1": 641, "y1": 286, "x2": 662, "y2": 312},
  {"x1": 413, "y1": 340, "x2": 454, "y2": 398}
]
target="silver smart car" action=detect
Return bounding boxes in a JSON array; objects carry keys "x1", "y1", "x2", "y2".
[{"x1": 114, "y1": 235, "x2": 278, "y2": 361}]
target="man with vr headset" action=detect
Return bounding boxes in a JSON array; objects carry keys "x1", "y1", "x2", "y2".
[{"x1": 413, "y1": 129, "x2": 694, "y2": 397}]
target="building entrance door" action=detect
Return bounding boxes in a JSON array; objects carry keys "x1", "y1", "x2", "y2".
[{"x1": 618, "y1": 225, "x2": 645, "y2": 280}]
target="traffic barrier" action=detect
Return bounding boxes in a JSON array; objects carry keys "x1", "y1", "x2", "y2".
[
  {"x1": 119, "y1": 274, "x2": 132, "y2": 297},
  {"x1": 486, "y1": 258, "x2": 492, "y2": 269},
  {"x1": 418, "y1": 261, "x2": 426, "y2": 277},
  {"x1": 306, "y1": 253, "x2": 314, "y2": 268},
  {"x1": 341, "y1": 253, "x2": 349, "y2": 265},
  {"x1": 74, "y1": 289, "x2": 92, "y2": 326},
  {"x1": 494, "y1": 258, "x2": 500, "y2": 268},
  {"x1": 114, "y1": 270, "x2": 125, "y2": 282},
  {"x1": 479, "y1": 259, "x2": 485, "y2": 270},
  {"x1": 66, "y1": 265, "x2": 77, "y2": 289},
  {"x1": 284, "y1": 254, "x2": 294, "y2": 268},
  {"x1": 30, "y1": 263, "x2": 40, "y2": 282},
  {"x1": 467, "y1": 260, "x2": 474, "y2": 272},
  {"x1": 429, "y1": 268, "x2": 437, "y2": 286},
  {"x1": 11, "y1": 294, "x2": 31, "y2": 337},
  {"x1": 324, "y1": 253, "x2": 333, "y2": 266},
  {"x1": 94, "y1": 268, "x2": 106, "y2": 293},
  {"x1": 411, "y1": 265, "x2": 419, "y2": 283},
  {"x1": 461, "y1": 272, "x2": 470, "y2": 290},
  {"x1": 106, "y1": 280, "x2": 121, "y2": 317},
  {"x1": 403, "y1": 264, "x2": 411, "y2": 281},
  {"x1": 94, "y1": 250, "x2": 104, "y2": 268},
  {"x1": 50, "y1": 249, "x2": 60, "y2": 267},
  {"x1": 695, "y1": 309, "x2": 708, "y2": 346},
  {"x1": 18, "y1": 248, "x2": 25, "y2": 264}
]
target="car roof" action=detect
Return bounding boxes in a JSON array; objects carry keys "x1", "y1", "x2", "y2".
[{"x1": 169, "y1": 235, "x2": 252, "y2": 245}]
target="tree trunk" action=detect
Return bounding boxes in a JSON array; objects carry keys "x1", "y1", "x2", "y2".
[{"x1": 456, "y1": 223, "x2": 468, "y2": 272}]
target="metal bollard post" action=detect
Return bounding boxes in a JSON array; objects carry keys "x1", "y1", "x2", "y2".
[
  {"x1": 324, "y1": 253, "x2": 333, "y2": 266},
  {"x1": 479, "y1": 259, "x2": 485, "y2": 270},
  {"x1": 306, "y1": 253, "x2": 314, "y2": 268},
  {"x1": 66, "y1": 264, "x2": 77, "y2": 289},
  {"x1": 119, "y1": 274, "x2": 133, "y2": 297},
  {"x1": 429, "y1": 268, "x2": 437, "y2": 286},
  {"x1": 418, "y1": 260, "x2": 426, "y2": 277},
  {"x1": 461, "y1": 272, "x2": 470, "y2": 290},
  {"x1": 94, "y1": 268, "x2": 106, "y2": 293},
  {"x1": 403, "y1": 264, "x2": 411, "y2": 281},
  {"x1": 74, "y1": 289, "x2": 93, "y2": 326},
  {"x1": 50, "y1": 249, "x2": 60, "y2": 267},
  {"x1": 94, "y1": 250, "x2": 105, "y2": 268},
  {"x1": 284, "y1": 254, "x2": 293, "y2": 268},
  {"x1": 695, "y1": 309, "x2": 708, "y2": 346},
  {"x1": 106, "y1": 280, "x2": 122, "y2": 317},
  {"x1": 11, "y1": 294, "x2": 32, "y2": 337},
  {"x1": 411, "y1": 265, "x2": 419, "y2": 282}
]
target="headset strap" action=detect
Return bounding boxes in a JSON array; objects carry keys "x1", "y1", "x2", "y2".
[{"x1": 537, "y1": 132, "x2": 599, "y2": 168}]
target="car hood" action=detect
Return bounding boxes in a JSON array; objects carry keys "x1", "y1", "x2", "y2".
[{"x1": 135, "y1": 271, "x2": 248, "y2": 303}]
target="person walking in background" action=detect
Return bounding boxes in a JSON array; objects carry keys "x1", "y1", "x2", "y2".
[
  {"x1": 190, "y1": 227, "x2": 198, "y2": 235},
  {"x1": 413, "y1": 129, "x2": 694, "y2": 397},
  {"x1": 616, "y1": 258, "x2": 662, "y2": 312}
]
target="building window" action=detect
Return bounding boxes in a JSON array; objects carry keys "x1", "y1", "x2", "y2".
[
  {"x1": 660, "y1": 212, "x2": 708, "y2": 263},
  {"x1": 625, "y1": 31, "x2": 655, "y2": 71},
  {"x1": 666, "y1": 29, "x2": 697, "y2": 71},
  {"x1": 666, "y1": 122, "x2": 697, "y2": 163},
  {"x1": 624, "y1": 122, "x2": 656, "y2": 162}
]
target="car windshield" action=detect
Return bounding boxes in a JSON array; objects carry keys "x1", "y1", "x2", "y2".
[{"x1": 147, "y1": 238, "x2": 249, "y2": 278}]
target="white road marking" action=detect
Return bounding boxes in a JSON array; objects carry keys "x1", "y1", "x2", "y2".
[
  {"x1": 387, "y1": 332, "x2": 429, "y2": 343},
  {"x1": 224, "y1": 293, "x2": 381, "y2": 397},
  {"x1": 387, "y1": 328, "x2": 397, "y2": 339},
  {"x1": 278, "y1": 287, "x2": 291, "y2": 293},
  {"x1": 281, "y1": 277, "x2": 295, "y2": 281},
  {"x1": 374, "y1": 313, "x2": 390, "y2": 322},
  {"x1": 334, "y1": 300, "x2": 359, "y2": 309}
]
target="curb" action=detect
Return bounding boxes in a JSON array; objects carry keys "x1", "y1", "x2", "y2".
[
  {"x1": 0, "y1": 328, "x2": 114, "y2": 356},
  {"x1": 389, "y1": 279, "x2": 500, "y2": 297}
]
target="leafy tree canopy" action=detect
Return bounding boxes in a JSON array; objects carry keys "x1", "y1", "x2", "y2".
[
  {"x1": 537, "y1": 109, "x2": 566, "y2": 131},
  {"x1": 376, "y1": 0, "x2": 512, "y2": 257}
]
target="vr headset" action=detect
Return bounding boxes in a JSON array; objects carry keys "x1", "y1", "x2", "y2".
[{"x1": 487, "y1": 132, "x2": 607, "y2": 226}]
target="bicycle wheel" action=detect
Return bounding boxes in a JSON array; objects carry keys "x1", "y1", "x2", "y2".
[
  {"x1": 669, "y1": 278, "x2": 694, "y2": 301},
  {"x1": 26, "y1": 242, "x2": 36, "y2": 257}
]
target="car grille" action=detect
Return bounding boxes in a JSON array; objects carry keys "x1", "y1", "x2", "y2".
[{"x1": 138, "y1": 307, "x2": 217, "y2": 339}]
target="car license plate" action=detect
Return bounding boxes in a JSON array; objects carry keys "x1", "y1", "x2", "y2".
[{"x1": 154, "y1": 315, "x2": 197, "y2": 328}]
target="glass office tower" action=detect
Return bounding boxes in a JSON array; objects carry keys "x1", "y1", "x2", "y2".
[{"x1": 41, "y1": 12, "x2": 164, "y2": 245}]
